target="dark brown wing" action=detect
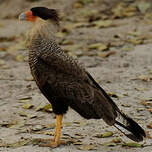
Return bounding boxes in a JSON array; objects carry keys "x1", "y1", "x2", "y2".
[{"x1": 36, "y1": 46, "x2": 117, "y2": 124}]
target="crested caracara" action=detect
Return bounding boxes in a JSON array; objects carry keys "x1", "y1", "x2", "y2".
[{"x1": 19, "y1": 7, "x2": 146, "y2": 147}]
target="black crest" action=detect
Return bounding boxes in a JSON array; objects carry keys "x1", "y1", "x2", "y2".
[{"x1": 31, "y1": 7, "x2": 59, "y2": 22}]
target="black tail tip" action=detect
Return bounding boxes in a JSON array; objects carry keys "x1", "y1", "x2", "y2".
[{"x1": 125, "y1": 130, "x2": 146, "y2": 142}]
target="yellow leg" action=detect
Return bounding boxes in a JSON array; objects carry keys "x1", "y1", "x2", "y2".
[
  {"x1": 40, "y1": 114, "x2": 65, "y2": 148},
  {"x1": 53, "y1": 114, "x2": 62, "y2": 144}
]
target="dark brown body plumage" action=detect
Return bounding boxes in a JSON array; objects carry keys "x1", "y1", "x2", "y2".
[
  {"x1": 28, "y1": 12, "x2": 145, "y2": 142},
  {"x1": 29, "y1": 29, "x2": 117, "y2": 125}
]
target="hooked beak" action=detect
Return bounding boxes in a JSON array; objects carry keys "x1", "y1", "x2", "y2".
[
  {"x1": 19, "y1": 12, "x2": 26, "y2": 20},
  {"x1": 19, "y1": 11, "x2": 37, "y2": 22}
]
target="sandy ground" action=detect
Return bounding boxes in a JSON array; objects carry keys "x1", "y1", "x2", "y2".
[{"x1": 0, "y1": 0, "x2": 152, "y2": 151}]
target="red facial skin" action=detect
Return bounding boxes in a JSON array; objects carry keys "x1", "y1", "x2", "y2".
[{"x1": 25, "y1": 10, "x2": 37, "y2": 22}]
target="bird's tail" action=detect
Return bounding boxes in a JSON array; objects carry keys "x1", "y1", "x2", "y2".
[{"x1": 114, "y1": 111, "x2": 146, "y2": 142}]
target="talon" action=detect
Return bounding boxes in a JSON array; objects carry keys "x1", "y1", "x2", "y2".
[
  {"x1": 39, "y1": 115, "x2": 64, "y2": 148},
  {"x1": 40, "y1": 141, "x2": 58, "y2": 148}
]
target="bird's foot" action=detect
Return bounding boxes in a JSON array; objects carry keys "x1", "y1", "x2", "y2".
[{"x1": 39, "y1": 138, "x2": 66, "y2": 148}]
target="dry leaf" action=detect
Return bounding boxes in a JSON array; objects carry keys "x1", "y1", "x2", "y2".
[
  {"x1": 73, "y1": 121, "x2": 88, "y2": 127},
  {"x1": 112, "y1": 137, "x2": 122, "y2": 143},
  {"x1": 147, "y1": 122, "x2": 152, "y2": 129},
  {"x1": 18, "y1": 96, "x2": 32, "y2": 100},
  {"x1": 127, "y1": 38, "x2": 143, "y2": 45},
  {"x1": 145, "y1": 131, "x2": 152, "y2": 139},
  {"x1": 138, "y1": 75, "x2": 151, "y2": 81},
  {"x1": 140, "y1": 100, "x2": 152, "y2": 107},
  {"x1": 73, "y1": 2, "x2": 84, "y2": 8},
  {"x1": 61, "y1": 40, "x2": 74, "y2": 45},
  {"x1": 35, "y1": 130, "x2": 54, "y2": 136},
  {"x1": 108, "y1": 92, "x2": 120, "y2": 98},
  {"x1": 112, "y1": 3, "x2": 137, "y2": 18},
  {"x1": 95, "y1": 131, "x2": 113, "y2": 138},
  {"x1": 22, "y1": 103, "x2": 34, "y2": 109},
  {"x1": 31, "y1": 125, "x2": 44, "y2": 131},
  {"x1": 88, "y1": 43, "x2": 107, "y2": 51},
  {"x1": 36, "y1": 103, "x2": 52, "y2": 113},
  {"x1": 148, "y1": 108, "x2": 152, "y2": 113},
  {"x1": 103, "y1": 142, "x2": 116, "y2": 147},
  {"x1": 122, "y1": 142, "x2": 142, "y2": 147},
  {"x1": 64, "y1": 44, "x2": 82, "y2": 52},
  {"x1": 42, "y1": 104, "x2": 53, "y2": 112},
  {"x1": 93, "y1": 20, "x2": 113, "y2": 28},
  {"x1": 78, "y1": 144, "x2": 96, "y2": 150},
  {"x1": 121, "y1": 104, "x2": 131, "y2": 107},
  {"x1": 19, "y1": 111, "x2": 28, "y2": 117},
  {"x1": 16, "y1": 54, "x2": 24, "y2": 62},
  {"x1": 99, "y1": 51, "x2": 116, "y2": 58}
]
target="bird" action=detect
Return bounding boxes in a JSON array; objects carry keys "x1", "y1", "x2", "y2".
[{"x1": 19, "y1": 7, "x2": 146, "y2": 147}]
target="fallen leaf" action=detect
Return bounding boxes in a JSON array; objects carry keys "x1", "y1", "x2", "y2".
[
  {"x1": 61, "y1": 40, "x2": 74, "y2": 45},
  {"x1": 31, "y1": 125, "x2": 44, "y2": 131},
  {"x1": 73, "y1": 2, "x2": 84, "y2": 8},
  {"x1": 147, "y1": 122, "x2": 152, "y2": 129},
  {"x1": 93, "y1": 20, "x2": 113, "y2": 28},
  {"x1": 78, "y1": 144, "x2": 96, "y2": 150},
  {"x1": 127, "y1": 38, "x2": 144, "y2": 45},
  {"x1": 121, "y1": 104, "x2": 131, "y2": 107},
  {"x1": 28, "y1": 114, "x2": 37, "y2": 119},
  {"x1": 148, "y1": 109, "x2": 152, "y2": 113},
  {"x1": 18, "y1": 96, "x2": 32, "y2": 100},
  {"x1": 36, "y1": 103, "x2": 53, "y2": 113},
  {"x1": 88, "y1": 43, "x2": 107, "y2": 51},
  {"x1": 19, "y1": 111, "x2": 28, "y2": 117},
  {"x1": 9, "y1": 120, "x2": 26, "y2": 129},
  {"x1": 64, "y1": 44, "x2": 82, "y2": 52},
  {"x1": 122, "y1": 142, "x2": 142, "y2": 147},
  {"x1": 22, "y1": 103, "x2": 34, "y2": 109},
  {"x1": 73, "y1": 121, "x2": 88, "y2": 127},
  {"x1": 95, "y1": 131, "x2": 113, "y2": 138},
  {"x1": 138, "y1": 75, "x2": 151, "y2": 81},
  {"x1": 16, "y1": 54, "x2": 24, "y2": 62},
  {"x1": 35, "y1": 130, "x2": 54, "y2": 136},
  {"x1": 140, "y1": 100, "x2": 152, "y2": 107},
  {"x1": 103, "y1": 142, "x2": 116, "y2": 147},
  {"x1": 145, "y1": 131, "x2": 152, "y2": 139},
  {"x1": 108, "y1": 92, "x2": 120, "y2": 98},
  {"x1": 112, "y1": 3, "x2": 137, "y2": 18},
  {"x1": 99, "y1": 51, "x2": 116, "y2": 58},
  {"x1": 112, "y1": 137, "x2": 122, "y2": 143},
  {"x1": 55, "y1": 32, "x2": 67, "y2": 38}
]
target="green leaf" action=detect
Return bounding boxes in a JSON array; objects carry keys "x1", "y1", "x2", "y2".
[
  {"x1": 36, "y1": 103, "x2": 52, "y2": 113},
  {"x1": 95, "y1": 131, "x2": 113, "y2": 138},
  {"x1": 93, "y1": 20, "x2": 113, "y2": 28},
  {"x1": 122, "y1": 142, "x2": 142, "y2": 147}
]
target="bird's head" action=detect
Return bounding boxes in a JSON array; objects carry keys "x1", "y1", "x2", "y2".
[{"x1": 19, "y1": 7, "x2": 59, "y2": 24}]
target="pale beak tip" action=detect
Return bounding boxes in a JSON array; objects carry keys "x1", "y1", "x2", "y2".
[{"x1": 19, "y1": 12, "x2": 26, "y2": 20}]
